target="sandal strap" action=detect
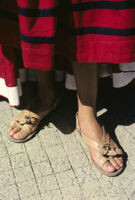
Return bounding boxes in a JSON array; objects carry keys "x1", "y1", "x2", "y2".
[
  {"x1": 81, "y1": 132, "x2": 101, "y2": 151},
  {"x1": 83, "y1": 130, "x2": 122, "y2": 157},
  {"x1": 23, "y1": 110, "x2": 41, "y2": 120},
  {"x1": 98, "y1": 155, "x2": 110, "y2": 169},
  {"x1": 15, "y1": 110, "x2": 41, "y2": 126},
  {"x1": 76, "y1": 113, "x2": 124, "y2": 175},
  {"x1": 76, "y1": 113, "x2": 123, "y2": 158},
  {"x1": 12, "y1": 97, "x2": 60, "y2": 130}
]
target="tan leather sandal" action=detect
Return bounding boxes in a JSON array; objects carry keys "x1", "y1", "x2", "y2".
[
  {"x1": 8, "y1": 97, "x2": 60, "y2": 143},
  {"x1": 76, "y1": 113, "x2": 124, "y2": 177}
]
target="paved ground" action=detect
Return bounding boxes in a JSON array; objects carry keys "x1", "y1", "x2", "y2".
[{"x1": 0, "y1": 80, "x2": 135, "y2": 200}]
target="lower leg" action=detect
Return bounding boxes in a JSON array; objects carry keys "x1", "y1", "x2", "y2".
[
  {"x1": 29, "y1": 70, "x2": 58, "y2": 113},
  {"x1": 73, "y1": 62, "x2": 123, "y2": 173},
  {"x1": 73, "y1": 62, "x2": 102, "y2": 142}
]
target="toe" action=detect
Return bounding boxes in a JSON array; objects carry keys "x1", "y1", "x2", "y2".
[
  {"x1": 103, "y1": 161, "x2": 115, "y2": 173},
  {"x1": 114, "y1": 157, "x2": 123, "y2": 168},
  {"x1": 109, "y1": 157, "x2": 120, "y2": 170},
  {"x1": 8, "y1": 121, "x2": 16, "y2": 132},
  {"x1": 9, "y1": 126, "x2": 21, "y2": 136},
  {"x1": 13, "y1": 130, "x2": 27, "y2": 140}
]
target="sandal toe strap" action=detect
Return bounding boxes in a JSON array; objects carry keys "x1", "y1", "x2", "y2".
[
  {"x1": 13, "y1": 111, "x2": 41, "y2": 137},
  {"x1": 101, "y1": 139, "x2": 123, "y2": 158},
  {"x1": 98, "y1": 153, "x2": 122, "y2": 170},
  {"x1": 15, "y1": 110, "x2": 41, "y2": 126},
  {"x1": 98, "y1": 156, "x2": 110, "y2": 169}
]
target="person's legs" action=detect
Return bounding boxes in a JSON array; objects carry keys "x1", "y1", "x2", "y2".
[
  {"x1": 8, "y1": 70, "x2": 59, "y2": 141},
  {"x1": 73, "y1": 62, "x2": 123, "y2": 174},
  {"x1": 8, "y1": 0, "x2": 59, "y2": 142},
  {"x1": 30, "y1": 70, "x2": 58, "y2": 113}
]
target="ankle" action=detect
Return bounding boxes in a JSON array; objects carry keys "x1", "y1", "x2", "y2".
[
  {"x1": 77, "y1": 110, "x2": 103, "y2": 142},
  {"x1": 78, "y1": 105, "x2": 96, "y2": 122},
  {"x1": 29, "y1": 91, "x2": 58, "y2": 113},
  {"x1": 41, "y1": 92, "x2": 58, "y2": 108}
]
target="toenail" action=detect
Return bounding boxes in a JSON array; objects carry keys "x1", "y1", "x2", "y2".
[
  {"x1": 120, "y1": 160, "x2": 123, "y2": 165},
  {"x1": 10, "y1": 122, "x2": 15, "y2": 126},
  {"x1": 119, "y1": 163, "x2": 123, "y2": 167},
  {"x1": 107, "y1": 165, "x2": 114, "y2": 170}
]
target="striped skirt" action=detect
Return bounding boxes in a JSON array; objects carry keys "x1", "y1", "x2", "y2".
[{"x1": 15, "y1": 0, "x2": 135, "y2": 70}]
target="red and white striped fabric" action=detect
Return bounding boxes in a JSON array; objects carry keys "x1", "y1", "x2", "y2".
[
  {"x1": 17, "y1": 0, "x2": 135, "y2": 69},
  {"x1": 72, "y1": 0, "x2": 135, "y2": 63},
  {"x1": 0, "y1": 45, "x2": 21, "y2": 106},
  {"x1": 1, "y1": 0, "x2": 135, "y2": 70}
]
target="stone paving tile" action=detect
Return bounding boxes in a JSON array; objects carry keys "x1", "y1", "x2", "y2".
[
  {"x1": 90, "y1": 163, "x2": 104, "y2": 179},
  {"x1": 0, "y1": 101, "x2": 9, "y2": 111},
  {"x1": 130, "y1": 191, "x2": 135, "y2": 200},
  {"x1": 57, "y1": 130, "x2": 77, "y2": 144},
  {"x1": 61, "y1": 185, "x2": 86, "y2": 200},
  {"x1": 0, "y1": 184, "x2": 19, "y2": 200},
  {"x1": 32, "y1": 160, "x2": 53, "y2": 178},
  {"x1": 75, "y1": 167, "x2": 107, "y2": 200},
  {"x1": 63, "y1": 140, "x2": 83, "y2": 156},
  {"x1": 39, "y1": 128, "x2": 61, "y2": 148},
  {"x1": 115, "y1": 126, "x2": 130, "y2": 148},
  {"x1": 98, "y1": 176, "x2": 129, "y2": 200},
  {"x1": 0, "y1": 110, "x2": 12, "y2": 126},
  {"x1": 0, "y1": 143, "x2": 8, "y2": 157},
  {"x1": 74, "y1": 166, "x2": 95, "y2": 185},
  {"x1": 0, "y1": 170, "x2": 15, "y2": 187},
  {"x1": 0, "y1": 136, "x2": 8, "y2": 157},
  {"x1": 56, "y1": 170, "x2": 78, "y2": 188},
  {"x1": 82, "y1": 181, "x2": 106, "y2": 200},
  {"x1": 45, "y1": 144, "x2": 67, "y2": 159},
  {"x1": 10, "y1": 152, "x2": 30, "y2": 169},
  {"x1": 118, "y1": 163, "x2": 135, "y2": 199},
  {"x1": 14, "y1": 166, "x2": 35, "y2": 183},
  {"x1": 122, "y1": 133, "x2": 135, "y2": 169},
  {"x1": 27, "y1": 149, "x2": 47, "y2": 164},
  {"x1": 5, "y1": 142, "x2": 25, "y2": 155},
  {"x1": 21, "y1": 194, "x2": 41, "y2": 200},
  {"x1": 0, "y1": 156, "x2": 12, "y2": 172},
  {"x1": 25, "y1": 136, "x2": 42, "y2": 151},
  {"x1": 41, "y1": 190, "x2": 63, "y2": 200},
  {"x1": 17, "y1": 179, "x2": 39, "y2": 199},
  {"x1": 74, "y1": 167, "x2": 107, "y2": 200},
  {"x1": 68, "y1": 152, "x2": 89, "y2": 169},
  {"x1": 50, "y1": 156, "x2": 71, "y2": 173},
  {"x1": 37, "y1": 175, "x2": 59, "y2": 193}
]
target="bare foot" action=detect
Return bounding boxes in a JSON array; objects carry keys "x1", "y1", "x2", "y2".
[
  {"x1": 77, "y1": 107, "x2": 123, "y2": 174},
  {"x1": 8, "y1": 92, "x2": 59, "y2": 142}
]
